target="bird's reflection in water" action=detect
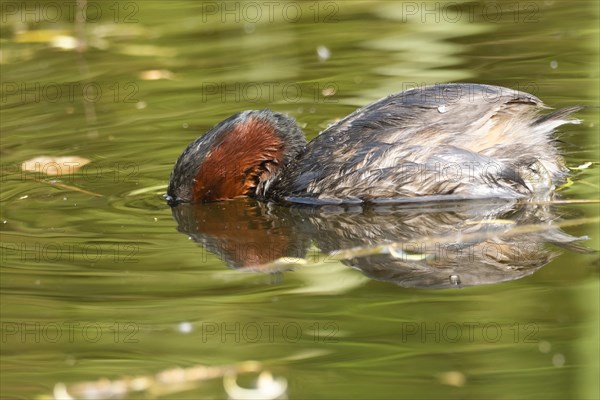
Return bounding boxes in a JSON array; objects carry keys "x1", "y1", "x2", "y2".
[{"x1": 171, "y1": 198, "x2": 587, "y2": 289}]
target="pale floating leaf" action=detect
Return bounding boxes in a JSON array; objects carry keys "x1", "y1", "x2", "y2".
[
  {"x1": 438, "y1": 371, "x2": 466, "y2": 387},
  {"x1": 139, "y1": 69, "x2": 175, "y2": 80},
  {"x1": 22, "y1": 156, "x2": 91, "y2": 176},
  {"x1": 15, "y1": 30, "x2": 71, "y2": 43},
  {"x1": 52, "y1": 383, "x2": 74, "y2": 400},
  {"x1": 118, "y1": 45, "x2": 177, "y2": 57},
  {"x1": 50, "y1": 35, "x2": 78, "y2": 50},
  {"x1": 224, "y1": 370, "x2": 287, "y2": 400}
]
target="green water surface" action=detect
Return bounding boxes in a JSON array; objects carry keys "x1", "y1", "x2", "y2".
[{"x1": 1, "y1": 1, "x2": 599, "y2": 399}]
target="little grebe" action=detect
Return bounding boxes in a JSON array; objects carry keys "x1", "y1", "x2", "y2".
[{"x1": 166, "y1": 83, "x2": 581, "y2": 205}]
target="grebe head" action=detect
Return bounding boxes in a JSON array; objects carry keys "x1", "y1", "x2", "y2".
[{"x1": 166, "y1": 110, "x2": 306, "y2": 205}]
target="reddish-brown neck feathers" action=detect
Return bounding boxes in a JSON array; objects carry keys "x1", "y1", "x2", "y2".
[{"x1": 192, "y1": 118, "x2": 284, "y2": 202}]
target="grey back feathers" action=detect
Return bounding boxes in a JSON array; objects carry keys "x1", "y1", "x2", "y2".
[{"x1": 270, "y1": 84, "x2": 581, "y2": 204}]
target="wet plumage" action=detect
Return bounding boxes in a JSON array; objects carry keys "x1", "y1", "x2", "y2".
[{"x1": 167, "y1": 83, "x2": 582, "y2": 205}]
